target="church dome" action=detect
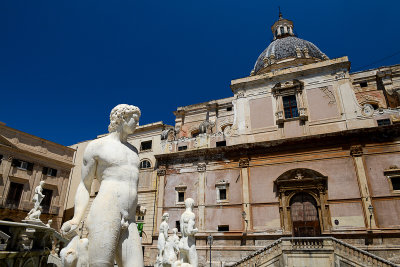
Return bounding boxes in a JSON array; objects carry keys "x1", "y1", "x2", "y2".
[{"x1": 251, "y1": 13, "x2": 328, "y2": 75}]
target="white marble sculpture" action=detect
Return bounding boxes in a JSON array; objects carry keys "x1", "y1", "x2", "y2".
[
  {"x1": 24, "y1": 180, "x2": 45, "y2": 223},
  {"x1": 61, "y1": 104, "x2": 146, "y2": 267},
  {"x1": 156, "y1": 213, "x2": 170, "y2": 267},
  {"x1": 46, "y1": 219, "x2": 53, "y2": 228},
  {"x1": 25, "y1": 206, "x2": 42, "y2": 221},
  {"x1": 178, "y1": 198, "x2": 198, "y2": 267},
  {"x1": 164, "y1": 228, "x2": 180, "y2": 266},
  {"x1": 60, "y1": 236, "x2": 89, "y2": 267},
  {"x1": 33, "y1": 181, "x2": 45, "y2": 209}
]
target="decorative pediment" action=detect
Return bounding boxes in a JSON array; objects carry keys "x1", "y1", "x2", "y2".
[
  {"x1": 272, "y1": 79, "x2": 304, "y2": 96},
  {"x1": 275, "y1": 168, "x2": 328, "y2": 191}
]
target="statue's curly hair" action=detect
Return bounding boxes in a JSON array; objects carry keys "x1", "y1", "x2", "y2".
[{"x1": 108, "y1": 104, "x2": 141, "y2": 133}]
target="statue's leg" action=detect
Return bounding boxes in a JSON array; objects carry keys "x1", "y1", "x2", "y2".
[
  {"x1": 87, "y1": 214, "x2": 121, "y2": 267},
  {"x1": 116, "y1": 222, "x2": 143, "y2": 267},
  {"x1": 188, "y1": 246, "x2": 198, "y2": 267}
]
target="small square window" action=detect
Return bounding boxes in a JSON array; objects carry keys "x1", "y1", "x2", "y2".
[
  {"x1": 140, "y1": 140, "x2": 152, "y2": 151},
  {"x1": 43, "y1": 167, "x2": 57, "y2": 177},
  {"x1": 391, "y1": 177, "x2": 400, "y2": 191},
  {"x1": 218, "y1": 225, "x2": 229, "y2": 232},
  {"x1": 12, "y1": 159, "x2": 33, "y2": 171},
  {"x1": 226, "y1": 107, "x2": 232, "y2": 111},
  {"x1": 178, "y1": 146, "x2": 187, "y2": 151},
  {"x1": 216, "y1": 141, "x2": 226, "y2": 147},
  {"x1": 377, "y1": 119, "x2": 391, "y2": 126},
  {"x1": 360, "y1": 82, "x2": 368, "y2": 88},
  {"x1": 178, "y1": 192, "x2": 185, "y2": 203}
]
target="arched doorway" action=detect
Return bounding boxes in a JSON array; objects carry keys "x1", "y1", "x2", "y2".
[{"x1": 290, "y1": 193, "x2": 321, "y2": 237}]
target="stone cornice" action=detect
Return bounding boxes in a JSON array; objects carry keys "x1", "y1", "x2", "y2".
[
  {"x1": 230, "y1": 56, "x2": 350, "y2": 91},
  {"x1": 155, "y1": 124, "x2": 400, "y2": 165}
]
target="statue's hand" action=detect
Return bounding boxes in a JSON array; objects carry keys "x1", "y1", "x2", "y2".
[{"x1": 61, "y1": 220, "x2": 79, "y2": 239}]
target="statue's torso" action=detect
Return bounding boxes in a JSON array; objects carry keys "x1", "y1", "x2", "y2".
[{"x1": 88, "y1": 137, "x2": 140, "y2": 218}]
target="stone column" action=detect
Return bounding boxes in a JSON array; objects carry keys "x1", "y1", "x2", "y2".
[
  {"x1": 197, "y1": 163, "x2": 206, "y2": 231},
  {"x1": 155, "y1": 166, "x2": 166, "y2": 231},
  {"x1": 350, "y1": 145, "x2": 377, "y2": 229},
  {"x1": 239, "y1": 158, "x2": 252, "y2": 230}
]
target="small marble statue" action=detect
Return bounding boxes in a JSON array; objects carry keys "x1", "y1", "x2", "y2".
[
  {"x1": 61, "y1": 104, "x2": 145, "y2": 267},
  {"x1": 178, "y1": 198, "x2": 198, "y2": 267},
  {"x1": 46, "y1": 219, "x2": 53, "y2": 228},
  {"x1": 25, "y1": 206, "x2": 42, "y2": 221},
  {"x1": 156, "y1": 213, "x2": 170, "y2": 266},
  {"x1": 32, "y1": 181, "x2": 45, "y2": 210},
  {"x1": 164, "y1": 228, "x2": 180, "y2": 266}
]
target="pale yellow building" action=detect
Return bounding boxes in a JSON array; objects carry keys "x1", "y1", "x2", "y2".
[{"x1": 0, "y1": 122, "x2": 75, "y2": 229}]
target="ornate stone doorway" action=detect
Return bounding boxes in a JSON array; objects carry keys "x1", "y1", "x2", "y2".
[
  {"x1": 290, "y1": 193, "x2": 321, "y2": 237},
  {"x1": 275, "y1": 168, "x2": 330, "y2": 235}
]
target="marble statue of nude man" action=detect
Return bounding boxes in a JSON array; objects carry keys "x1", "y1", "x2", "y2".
[
  {"x1": 178, "y1": 198, "x2": 198, "y2": 267},
  {"x1": 61, "y1": 104, "x2": 145, "y2": 267},
  {"x1": 32, "y1": 181, "x2": 45, "y2": 209}
]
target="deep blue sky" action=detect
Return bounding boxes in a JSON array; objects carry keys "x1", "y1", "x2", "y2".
[{"x1": 1, "y1": 0, "x2": 399, "y2": 146}]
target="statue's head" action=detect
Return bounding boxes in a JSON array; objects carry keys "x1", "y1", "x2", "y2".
[
  {"x1": 184, "y1": 198, "x2": 195, "y2": 209},
  {"x1": 108, "y1": 104, "x2": 141, "y2": 134},
  {"x1": 162, "y1": 212, "x2": 169, "y2": 221},
  {"x1": 172, "y1": 228, "x2": 178, "y2": 234},
  {"x1": 39, "y1": 181, "x2": 44, "y2": 186}
]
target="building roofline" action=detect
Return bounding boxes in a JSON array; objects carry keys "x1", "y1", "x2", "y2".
[{"x1": 0, "y1": 123, "x2": 75, "y2": 152}]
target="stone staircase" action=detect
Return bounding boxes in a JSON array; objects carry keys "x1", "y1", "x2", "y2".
[{"x1": 232, "y1": 237, "x2": 398, "y2": 267}]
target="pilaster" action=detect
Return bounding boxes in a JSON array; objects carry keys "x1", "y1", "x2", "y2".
[
  {"x1": 197, "y1": 163, "x2": 206, "y2": 231},
  {"x1": 155, "y1": 166, "x2": 166, "y2": 231},
  {"x1": 239, "y1": 158, "x2": 252, "y2": 230},
  {"x1": 350, "y1": 145, "x2": 377, "y2": 229}
]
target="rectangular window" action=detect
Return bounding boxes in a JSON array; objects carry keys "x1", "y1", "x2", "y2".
[
  {"x1": 226, "y1": 107, "x2": 232, "y2": 111},
  {"x1": 6, "y1": 182, "x2": 24, "y2": 209},
  {"x1": 219, "y1": 189, "x2": 227, "y2": 200},
  {"x1": 216, "y1": 141, "x2": 226, "y2": 147},
  {"x1": 42, "y1": 167, "x2": 57, "y2": 177},
  {"x1": 359, "y1": 82, "x2": 368, "y2": 88},
  {"x1": 391, "y1": 177, "x2": 400, "y2": 191},
  {"x1": 218, "y1": 225, "x2": 229, "y2": 232},
  {"x1": 137, "y1": 215, "x2": 145, "y2": 221},
  {"x1": 178, "y1": 146, "x2": 187, "y2": 151},
  {"x1": 178, "y1": 192, "x2": 185, "y2": 203},
  {"x1": 41, "y1": 188, "x2": 53, "y2": 214},
  {"x1": 283, "y1": 95, "x2": 299, "y2": 119},
  {"x1": 12, "y1": 159, "x2": 33, "y2": 171},
  {"x1": 140, "y1": 140, "x2": 152, "y2": 151},
  {"x1": 176, "y1": 221, "x2": 181, "y2": 232},
  {"x1": 377, "y1": 119, "x2": 391, "y2": 126}
]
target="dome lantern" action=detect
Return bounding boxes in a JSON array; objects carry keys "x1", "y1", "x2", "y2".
[{"x1": 250, "y1": 13, "x2": 329, "y2": 76}]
